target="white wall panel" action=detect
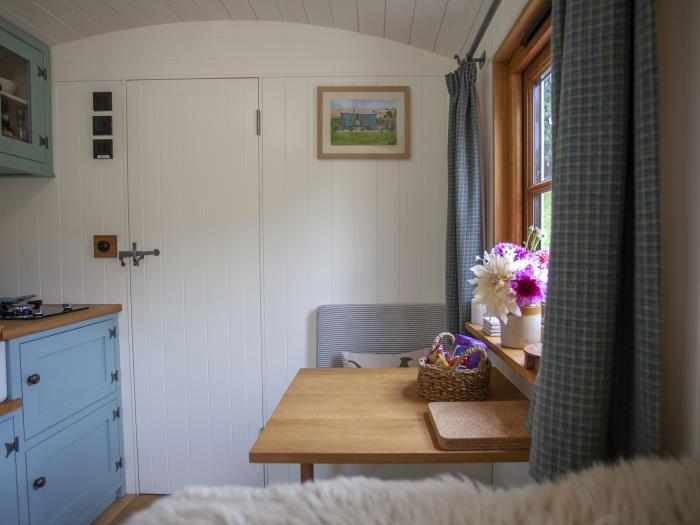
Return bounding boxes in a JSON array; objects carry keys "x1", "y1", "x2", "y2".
[
  {"x1": 0, "y1": 80, "x2": 136, "y2": 492},
  {"x1": 0, "y1": 23, "x2": 454, "y2": 490}
]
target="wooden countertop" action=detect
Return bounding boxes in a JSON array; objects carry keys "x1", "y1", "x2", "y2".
[
  {"x1": 0, "y1": 304, "x2": 122, "y2": 341},
  {"x1": 250, "y1": 368, "x2": 530, "y2": 465},
  {"x1": 464, "y1": 323, "x2": 537, "y2": 385},
  {"x1": 0, "y1": 398, "x2": 21, "y2": 417}
]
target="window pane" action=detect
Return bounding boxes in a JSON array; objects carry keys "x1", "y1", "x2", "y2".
[
  {"x1": 532, "y1": 190, "x2": 552, "y2": 249},
  {"x1": 532, "y1": 69, "x2": 552, "y2": 183}
]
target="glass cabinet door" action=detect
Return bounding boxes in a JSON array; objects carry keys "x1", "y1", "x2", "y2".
[
  {"x1": 0, "y1": 45, "x2": 31, "y2": 144},
  {"x1": 0, "y1": 29, "x2": 47, "y2": 165}
]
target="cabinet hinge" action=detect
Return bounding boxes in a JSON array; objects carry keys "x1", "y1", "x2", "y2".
[
  {"x1": 109, "y1": 327, "x2": 117, "y2": 339},
  {"x1": 115, "y1": 457, "x2": 123, "y2": 471},
  {"x1": 4, "y1": 436, "x2": 19, "y2": 458},
  {"x1": 113, "y1": 407, "x2": 121, "y2": 420},
  {"x1": 256, "y1": 109, "x2": 261, "y2": 136},
  {"x1": 37, "y1": 66, "x2": 47, "y2": 79},
  {"x1": 38, "y1": 135, "x2": 49, "y2": 148},
  {"x1": 111, "y1": 370, "x2": 119, "y2": 383}
]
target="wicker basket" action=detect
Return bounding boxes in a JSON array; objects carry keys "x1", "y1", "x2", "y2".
[{"x1": 416, "y1": 332, "x2": 491, "y2": 402}]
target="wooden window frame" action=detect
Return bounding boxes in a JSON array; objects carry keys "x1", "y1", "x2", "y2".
[
  {"x1": 523, "y1": 46, "x2": 552, "y2": 230},
  {"x1": 492, "y1": 0, "x2": 552, "y2": 244}
]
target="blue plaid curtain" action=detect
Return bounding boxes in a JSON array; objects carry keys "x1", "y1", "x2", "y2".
[
  {"x1": 528, "y1": 0, "x2": 661, "y2": 480},
  {"x1": 445, "y1": 60, "x2": 483, "y2": 334}
]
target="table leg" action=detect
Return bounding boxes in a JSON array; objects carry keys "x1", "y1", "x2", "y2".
[{"x1": 300, "y1": 464, "x2": 314, "y2": 483}]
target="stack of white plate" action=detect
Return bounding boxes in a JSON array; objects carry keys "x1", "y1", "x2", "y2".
[{"x1": 482, "y1": 317, "x2": 501, "y2": 336}]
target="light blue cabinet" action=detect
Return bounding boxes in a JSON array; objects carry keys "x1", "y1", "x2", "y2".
[
  {"x1": 1, "y1": 313, "x2": 124, "y2": 525},
  {"x1": 1, "y1": 415, "x2": 21, "y2": 525},
  {"x1": 25, "y1": 400, "x2": 122, "y2": 525},
  {"x1": 20, "y1": 319, "x2": 118, "y2": 439},
  {"x1": 0, "y1": 16, "x2": 52, "y2": 177}
]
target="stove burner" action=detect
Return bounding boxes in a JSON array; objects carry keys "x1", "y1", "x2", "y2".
[{"x1": 0, "y1": 296, "x2": 88, "y2": 320}]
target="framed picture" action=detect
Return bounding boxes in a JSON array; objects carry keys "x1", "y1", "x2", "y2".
[{"x1": 317, "y1": 86, "x2": 410, "y2": 159}]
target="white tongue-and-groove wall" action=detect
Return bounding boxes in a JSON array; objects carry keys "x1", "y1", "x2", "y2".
[{"x1": 0, "y1": 21, "x2": 462, "y2": 489}]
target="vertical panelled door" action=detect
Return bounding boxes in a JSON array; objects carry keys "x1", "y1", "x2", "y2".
[{"x1": 126, "y1": 79, "x2": 263, "y2": 493}]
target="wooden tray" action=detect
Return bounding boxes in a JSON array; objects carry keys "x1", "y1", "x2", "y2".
[{"x1": 428, "y1": 400, "x2": 531, "y2": 451}]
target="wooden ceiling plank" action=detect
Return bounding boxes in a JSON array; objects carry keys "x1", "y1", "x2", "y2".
[
  {"x1": 301, "y1": 0, "x2": 332, "y2": 27},
  {"x1": 357, "y1": 0, "x2": 384, "y2": 38},
  {"x1": 0, "y1": 4, "x2": 59, "y2": 44},
  {"x1": 192, "y1": 0, "x2": 232, "y2": 19},
  {"x1": 409, "y1": 0, "x2": 449, "y2": 51},
  {"x1": 434, "y1": 0, "x2": 483, "y2": 57},
  {"x1": 276, "y1": 0, "x2": 308, "y2": 24},
  {"x1": 104, "y1": 0, "x2": 162, "y2": 27},
  {"x1": 248, "y1": 0, "x2": 282, "y2": 21},
  {"x1": 459, "y1": 0, "x2": 489, "y2": 56},
  {"x1": 0, "y1": 0, "x2": 83, "y2": 42},
  {"x1": 384, "y1": 0, "x2": 414, "y2": 44},
  {"x1": 137, "y1": 0, "x2": 181, "y2": 23},
  {"x1": 33, "y1": 0, "x2": 104, "y2": 37},
  {"x1": 328, "y1": 0, "x2": 357, "y2": 32},
  {"x1": 69, "y1": 0, "x2": 132, "y2": 33},
  {"x1": 163, "y1": 0, "x2": 207, "y2": 21},
  {"x1": 218, "y1": 0, "x2": 256, "y2": 19}
]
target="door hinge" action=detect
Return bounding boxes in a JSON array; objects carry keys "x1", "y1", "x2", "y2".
[
  {"x1": 109, "y1": 327, "x2": 117, "y2": 339},
  {"x1": 38, "y1": 135, "x2": 49, "y2": 148},
  {"x1": 256, "y1": 109, "x2": 261, "y2": 136},
  {"x1": 37, "y1": 66, "x2": 47, "y2": 79},
  {"x1": 115, "y1": 457, "x2": 123, "y2": 471},
  {"x1": 111, "y1": 370, "x2": 119, "y2": 383},
  {"x1": 4, "y1": 436, "x2": 19, "y2": 458},
  {"x1": 113, "y1": 407, "x2": 121, "y2": 420}
]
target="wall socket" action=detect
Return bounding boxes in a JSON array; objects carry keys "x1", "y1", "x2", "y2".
[{"x1": 93, "y1": 235, "x2": 118, "y2": 258}]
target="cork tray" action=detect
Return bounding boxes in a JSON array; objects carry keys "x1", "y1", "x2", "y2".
[{"x1": 427, "y1": 400, "x2": 531, "y2": 451}]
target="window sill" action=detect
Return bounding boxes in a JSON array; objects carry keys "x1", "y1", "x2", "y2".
[{"x1": 464, "y1": 323, "x2": 537, "y2": 386}]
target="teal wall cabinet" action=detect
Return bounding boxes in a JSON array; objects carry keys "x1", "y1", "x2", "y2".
[
  {"x1": 0, "y1": 17, "x2": 52, "y2": 177},
  {"x1": 1, "y1": 313, "x2": 124, "y2": 525}
]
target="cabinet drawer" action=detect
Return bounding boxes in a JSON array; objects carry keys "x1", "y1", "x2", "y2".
[
  {"x1": 0, "y1": 417, "x2": 20, "y2": 525},
  {"x1": 26, "y1": 399, "x2": 121, "y2": 525},
  {"x1": 20, "y1": 320, "x2": 118, "y2": 439}
]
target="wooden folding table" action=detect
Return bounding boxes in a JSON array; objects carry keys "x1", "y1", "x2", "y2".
[{"x1": 249, "y1": 368, "x2": 530, "y2": 482}]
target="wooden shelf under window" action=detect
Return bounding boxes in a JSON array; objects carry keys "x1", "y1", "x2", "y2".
[
  {"x1": 464, "y1": 323, "x2": 537, "y2": 386},
  {"x1": 1, "y1": 91, "x2": 27, "y2": 105}
]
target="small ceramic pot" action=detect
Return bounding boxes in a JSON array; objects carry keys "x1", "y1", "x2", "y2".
[
  {"x1": 470, "y1": 299, "x2": 485, "y2": 326},
  {"x1": 500, "y1": 304, "x2": 542, "y2": 349}
]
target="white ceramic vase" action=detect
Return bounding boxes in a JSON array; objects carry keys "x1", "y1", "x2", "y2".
[{"x1": 500, "y1": 304, "x2": 542, "y2": 349}]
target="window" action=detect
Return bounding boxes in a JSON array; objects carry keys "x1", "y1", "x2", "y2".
[
  {"x1": 491, "y1": 0, "x2": 552, "y2": 247},
  {"x1": 524, "y1": 47, "x2": 552, "y2": 249}
]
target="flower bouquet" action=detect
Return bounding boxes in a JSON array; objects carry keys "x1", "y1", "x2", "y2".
[{"x1": 470, "y1": 227, "x2": 549, "y2": 348}]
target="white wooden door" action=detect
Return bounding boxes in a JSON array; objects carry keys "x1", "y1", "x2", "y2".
[{"x1": 126, "y1": 78, "x2": 262, "y2": 493}]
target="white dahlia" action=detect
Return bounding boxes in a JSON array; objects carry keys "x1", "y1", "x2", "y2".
[{"x1": 470, "y1": 251, "x2": 521, "y2": 324}]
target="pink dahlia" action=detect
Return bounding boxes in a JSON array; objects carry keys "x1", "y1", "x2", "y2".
[
  {"x1": 533, "y1": 249, "x2": 550, "y2": 269},
  {"x1": 512, "y1": 265, "x2": 546, "y2": 306}
]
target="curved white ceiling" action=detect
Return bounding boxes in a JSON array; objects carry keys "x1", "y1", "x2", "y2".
[{"x1": 0, "y1": 0, "x2": 489, "y2": 58}]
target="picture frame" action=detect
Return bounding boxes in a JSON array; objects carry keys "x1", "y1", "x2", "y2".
[{"x1": 317, "y1": 86, "x2": 410, "y2": 159}]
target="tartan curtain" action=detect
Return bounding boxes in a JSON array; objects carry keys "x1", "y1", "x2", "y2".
[
  {"x1": 445, "y1": 60, "x2": 483, "y2": 334},
  {"x1": 527, "y1": 0, "x2": 661, "y2": 480}
]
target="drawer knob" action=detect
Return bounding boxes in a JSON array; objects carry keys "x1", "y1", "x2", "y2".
[
  {"x1": 27, "y1": 374, "x2": 41, "y2": 385},
  {"x1": 33, "y1": 477, "x2": 46, "y2": 489}
]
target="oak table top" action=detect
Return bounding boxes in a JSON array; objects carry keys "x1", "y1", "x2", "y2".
[{"x1": 249, "y1": 368, "x2": 530, "y2": 481}]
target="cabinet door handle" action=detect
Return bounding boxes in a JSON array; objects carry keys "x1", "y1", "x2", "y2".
[
  {"x1": 33, "y1": 477, "x2": 47, "y2": 489},
  {"x1": 27, "y1": 373, "x2": 41, "y2": 385}
]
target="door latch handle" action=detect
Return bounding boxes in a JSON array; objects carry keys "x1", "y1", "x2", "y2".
[{"x1": 118, "y1": 242, "x2": 160, "y2": 267}]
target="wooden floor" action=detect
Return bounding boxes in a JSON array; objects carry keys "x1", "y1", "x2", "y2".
[{"x1": 92, "y1": 495, "x2": 162, "y2": 525}]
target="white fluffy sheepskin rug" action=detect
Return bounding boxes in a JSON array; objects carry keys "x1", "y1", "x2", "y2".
[{"x1": 126, "y1": 457, "x2": 700, "y2": 525}]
